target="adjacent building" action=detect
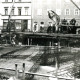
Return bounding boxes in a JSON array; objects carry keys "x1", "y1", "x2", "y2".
[{"x1": 0, "y1": 0, "x2": 31, "y2": 32}]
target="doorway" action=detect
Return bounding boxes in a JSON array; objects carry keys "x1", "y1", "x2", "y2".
[{"x1": 21, "y1": 20, "x2": 28, "y2": 32}]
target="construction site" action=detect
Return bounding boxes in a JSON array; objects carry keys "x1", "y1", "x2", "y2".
[
  {"x1": 0, "y1": 44, "x2": 80, "y2": 80},
  {"x1": 1, "y1": 0, "x2": 80, "y2": 80}
]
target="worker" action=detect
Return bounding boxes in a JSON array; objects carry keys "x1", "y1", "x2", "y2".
[{"x1": 70, "y1": 18, "x2": 76, "y2": 25}]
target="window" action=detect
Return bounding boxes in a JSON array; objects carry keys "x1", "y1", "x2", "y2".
[
  {"x1": 3, "y1": 20, "x2": 8, "y2": 29},
  {"x1": 56, "y1": 9, "x2": 61, "y2": 15},
  {"x1": 18, "y1": 8, "x2": 21, "y2": 15},
  {"x1": 37, "y1": 9, "x2": 42, "y2": 15},
  {"x1": 65, "y1": 9, "x2": 70, "y2": 15},
  {"x1": 5, "y1": 8, "x2": 8, "y2": 15},
  {"x1": 11, "y1": 9, "x2": 14, "y2": 15},
  {"x1": 33, "y1": 22, "x2": 38, "y2": 32},
  {"x1": 15, "y1": 20, "x2": 21, "y2": 29},
  {"x1": 5, "y1": 0, "x2": 8, "y2": 2},
  {"x1": 25, "y1": 7, "x2": 29, "y2": 15},
  {"x1": 74, "y1": 9, "x2": 79, "y2": 15}
]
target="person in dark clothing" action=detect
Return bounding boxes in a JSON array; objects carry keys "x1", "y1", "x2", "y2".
[
  {"x1": 52, "y1": 24, "x2": 55, "y2": 33},
  {"x1": 69, "y1": 18, "x2": 76, "y2": 34},
  {"x1": 72, "y1": 26, "x2": 76, "y2": 34},
  {"x1": 47, "y1": 22, "x2": 52, "y2": 33},
  {"x1": 47, "y1": 25, "x2": 52, "y2": 33},
  {"x1": 62, "y1": 18, "x2": 67, "y2": 25},
  {"x1": 70, "y1": 18, "x2": 76, "y2": 25},
  {"x1": 40, "y1": 22, "x2": 44, "y2": 32}
]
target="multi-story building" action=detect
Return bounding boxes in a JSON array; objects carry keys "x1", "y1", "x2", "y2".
[
  {"x1": 32, "y1": 0, "x2": 80, "y2": 32},
  {"x1": 0, "y1": 0, "x2": 80, "y2": 32},
  {"x1": 0, "y1": 0, "x2": 31, "y2": 32}
]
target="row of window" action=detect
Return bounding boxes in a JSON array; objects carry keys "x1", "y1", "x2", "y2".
[
  {"x1": 37, "y1": 8, "x2": 80, "y2": 16},
  {"x1": 3, "y1": 19, "x2": 28, "y2": 30},
  {"x1": 4, "y1": 7, "x2": 80, "y2": 16},
  {"x1": 4, "y1": 7, "x2": 29, "y2": 15},
  {"x1": 65, "y1": 9, "x2": 79, "y2": 15}
]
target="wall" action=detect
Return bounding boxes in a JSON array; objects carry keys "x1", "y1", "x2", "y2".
[{"x1": 32, "y1": 0, "x2": 80, "y2": 30}]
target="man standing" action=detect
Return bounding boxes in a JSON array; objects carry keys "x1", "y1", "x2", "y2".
[
  {"x1": 70, "y1": 18, "x2": 76, "y2": 25},
  {"x1": 33, "y1": 22, "x2": 38, "y2": 32},
  {"x1": 62, "y1": 18, "x2": 67, "y2": 25},
  {"x1": 70, "y1": 18, "x2": 76, "y2": 34},
  {"x1": 40, "y1": 22, "x2": 44, "y2": 33},
  {"x1": 47, "y1": 22, "x2": 52, "y2": 33}
]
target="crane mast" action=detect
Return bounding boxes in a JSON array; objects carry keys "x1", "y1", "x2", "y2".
[{"x1": 70, "y1": 0, "x2": 80, "y2": 10}]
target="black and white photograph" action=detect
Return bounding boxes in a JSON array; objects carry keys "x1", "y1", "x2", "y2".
[{"x1": 0, "y1": 0, "x2": 80, "y2": 80}]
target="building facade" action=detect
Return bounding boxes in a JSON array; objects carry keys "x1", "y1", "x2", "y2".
[
  {"x1": 0, "y1": 0, "x2": 31, "y2": 32},
  {"x1": 32, "y1": 0, "x2": 80, "y2": 32},
  {"x1": 0, "y1": 0, "x2": 80, "y2": 32}
]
